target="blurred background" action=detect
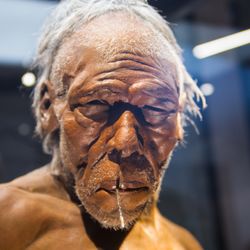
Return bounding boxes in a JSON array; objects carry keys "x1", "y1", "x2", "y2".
[{"x1": 0, "y1": 0, "x2": 250, "y2": 249}]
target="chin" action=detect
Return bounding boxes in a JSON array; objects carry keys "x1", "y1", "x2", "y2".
[{"x1": 75, "y1": 182, "x2": 154, "y2": 230}]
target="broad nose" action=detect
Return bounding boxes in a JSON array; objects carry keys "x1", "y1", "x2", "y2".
[{"x1": 106, "y1": 111, "x2": 143, "y2": 158}]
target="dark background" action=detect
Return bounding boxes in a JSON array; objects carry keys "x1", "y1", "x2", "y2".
[{"x1": 0, "y1": 1, "x2": 250, "y2": 250}]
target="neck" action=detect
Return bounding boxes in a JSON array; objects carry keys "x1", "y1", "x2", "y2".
[
  {"x1": 81, "y1": 208, "x2": 130, "y2": 250},
  {"x1": 80, "y1": 200, "x2": 158, "y2": 250}
]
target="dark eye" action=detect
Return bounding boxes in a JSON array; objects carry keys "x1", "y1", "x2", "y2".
[
  {"x1": 86, "y1": 100, "x2": 107, "y2": 106},
  {"x1": 76, "y1": 100, "x2": 109, "y2": 122}
]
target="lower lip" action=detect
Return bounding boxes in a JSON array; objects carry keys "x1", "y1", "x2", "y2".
[{"x1": 89, "y1": 189, "x2": 150, "y2": 213}]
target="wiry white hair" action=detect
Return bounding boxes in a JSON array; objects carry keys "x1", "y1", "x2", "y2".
[{"x1": 33, "y1": 0, "x2": 206, "y2": 153}]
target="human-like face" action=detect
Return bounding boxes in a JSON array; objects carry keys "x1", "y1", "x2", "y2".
[{"x1": 51, "y1": 13, "x2": 181, "y2": 229}]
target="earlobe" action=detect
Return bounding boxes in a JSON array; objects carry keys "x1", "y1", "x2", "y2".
[{"x1": 39, "y1": 81, "x2": 59, "y2": 136}]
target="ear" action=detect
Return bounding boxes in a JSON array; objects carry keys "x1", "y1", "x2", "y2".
[
  {"x1": 39, "y1": 80, "x2": 59, "y2": 136},
  {"x1": 176, "y1": 112, "x2": 184, "y2": 142}
]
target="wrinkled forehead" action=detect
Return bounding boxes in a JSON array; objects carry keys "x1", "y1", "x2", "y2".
[{"x1": 50, "y1": 11, "x2": 179, "y2": 91}]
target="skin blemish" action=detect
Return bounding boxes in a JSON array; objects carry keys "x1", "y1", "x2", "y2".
[{"x1": 116, "y1": 188, "x2": 125, "y2": 229}]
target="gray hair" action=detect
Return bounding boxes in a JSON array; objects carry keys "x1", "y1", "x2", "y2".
[{"x1": 33, "y1": 0, "x2": 206, "y2": 153}]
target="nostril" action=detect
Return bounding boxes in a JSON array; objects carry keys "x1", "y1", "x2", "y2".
[
  {"x1": 135, "y1": 126, "x2": 144, "y2": 146},
  {"x1": 108, "y1": 149, "x2": 121, "y2": 164},
  {"x1": 43, "y1": 98, "x2": 51, "y2": 110}
]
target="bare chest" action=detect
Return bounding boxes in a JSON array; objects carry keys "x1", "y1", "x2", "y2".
[
  {"x1": 25, "y1": 221, "x2": 183, "y2": 250},
  {"x1": 25, "y1": 226, "x2": 96, "y2": 250}
]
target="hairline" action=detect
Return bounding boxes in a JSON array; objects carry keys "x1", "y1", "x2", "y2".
[{"x1": 49, "y1": 10, "x2": 182, "y2": 98}]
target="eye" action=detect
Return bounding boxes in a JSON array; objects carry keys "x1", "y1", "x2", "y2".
[
  {"x1": 75, "y1": 100, "x2": 110, "y2": 122},
  {"x1": 86, "y1": 100, "x2": 107, "y2": 106},
  {"x1": 143, "y1": 105, "x2": 166, "y2": 113},
  {"x1": 142, "y1": 105, "x2": 176, "y2": 125}
]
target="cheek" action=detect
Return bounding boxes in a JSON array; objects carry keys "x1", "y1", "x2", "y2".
[
  {"x1": 147, "y1": 114, "x2": 179, "y2": 163},
  {"x1": 60, "y1": 111, "x2": 102, "y2": 168}
]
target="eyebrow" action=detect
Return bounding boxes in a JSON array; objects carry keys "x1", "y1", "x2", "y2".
[
  {"x1": 81, "y1": 86, "x2": 124, "y2": 97},
  {"x1": 72, "y1": 81, "x2": 127, "y2": 100},
  {"x1": 142, "y1": 87, "x2": 178, "y2": 104}
]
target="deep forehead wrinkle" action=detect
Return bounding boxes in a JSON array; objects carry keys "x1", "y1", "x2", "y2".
[
  {"x1": 66, "y1": 48, "x2": 178, "y2": 101},
  {"x1": 50, "y1": 11, "x2": 179, "y2": 96},
  {"x1": 72, "y1": 11, "x2": 168, "y2": 60}
]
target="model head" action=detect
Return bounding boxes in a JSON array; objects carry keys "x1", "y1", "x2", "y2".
[{"x1": 32, "y1": 0, "x2": 205, "y2": 230}]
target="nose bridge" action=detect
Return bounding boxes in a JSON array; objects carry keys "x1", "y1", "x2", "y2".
[
  {"x1": 115, "y1": 110, "x2": 136, "y2": 130},
  {"x1": 107, "y1": 110, "x2": 142, "y2": 157}
]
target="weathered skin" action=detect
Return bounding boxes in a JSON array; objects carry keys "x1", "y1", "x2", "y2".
[
  {"x1": 0, "y1": 12, "x2": 203, "y2": 250},
  {"x1": 0, "y1": 167, "x2": 202, "y2": 250}
]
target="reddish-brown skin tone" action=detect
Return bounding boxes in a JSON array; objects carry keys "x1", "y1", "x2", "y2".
[{"x1": 0, "y1": 12, "x2": 203, "y2": 250}]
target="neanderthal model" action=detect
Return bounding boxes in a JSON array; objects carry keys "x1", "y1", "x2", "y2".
[{"x1": 0, "y1": 0, "x2": 206, "y2": 249}]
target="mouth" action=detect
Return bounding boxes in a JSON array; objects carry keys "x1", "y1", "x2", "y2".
[
  {"x1": 76, "y1": 169, "x2": 153, "y2": 230},
  {"x1": 80, "y1": 177, "x2": 151, "y2": 216},
  {"x1": 95, "y1": 179, "x2": 150, "y2": 194}
]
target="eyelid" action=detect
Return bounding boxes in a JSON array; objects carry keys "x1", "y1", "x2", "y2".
[
  {"x1": 73, "y1": 99, "x2": 108, "y2": 108},
  {"x1": 143, "y1": 105, "x2": 178, "y2": 114},
  {"x1": 86, "y1": 100, "x2": 108, "y2": 106},
  {"x1": 70, "y1": 99, "x2": 108, "y2": 111},
  {"x1": 143, "y1": 105, "x2": 167, "y2": 113}
]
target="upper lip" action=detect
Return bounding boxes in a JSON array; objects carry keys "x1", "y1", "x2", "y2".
[{"x1": 96, "y1": 180, "x2": 149, "y2": 193}]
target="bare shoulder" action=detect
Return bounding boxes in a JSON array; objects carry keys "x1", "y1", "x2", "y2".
[
  {"x1": 9, "y1": 166, "x2": 70, "y2": 199},
  {"x1": 152, "y1": 209, "x2": 203, "y2": 250},
  {"x1": 0, "y1": 167, "x2": 77, "y2": 250},
  {"x1": 0, "y1": 183, "x2": 44, "y2": 221},
  {"x1": 0, "y1": 183, "x2": 44, "y2": 250},
  {"x1": 0, "y1": 166, "x2": 74, "y2": 222},
  {"x1": 161, "y1": 215, "x2": 203, "y2": 250}
]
